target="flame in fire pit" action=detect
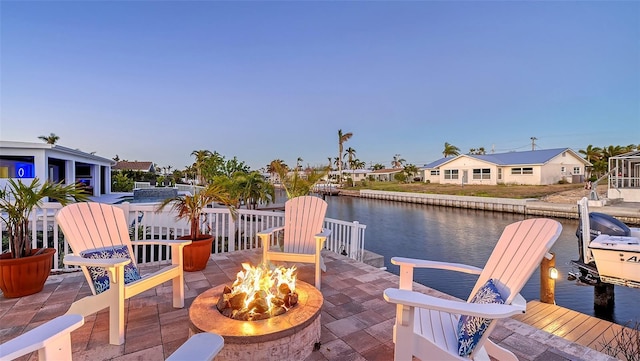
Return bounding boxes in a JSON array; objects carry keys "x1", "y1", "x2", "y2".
[{"x1": 216, "y1": 263, "x2": 299, "y2": 321}]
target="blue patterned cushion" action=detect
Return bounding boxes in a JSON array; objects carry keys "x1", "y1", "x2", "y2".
[
  {"x1": 457, "y1": 278, "x2": 505, "y2": 356},
  {"x1": 81, "y1": 245, "x2": 142, "y2": 294}
]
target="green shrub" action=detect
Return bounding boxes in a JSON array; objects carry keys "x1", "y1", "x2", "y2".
[{"x1": 112, "y1": 173, "x2": 134, "y2": 192}]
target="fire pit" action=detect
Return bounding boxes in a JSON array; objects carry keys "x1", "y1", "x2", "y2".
[{"x1": 188, "y1": 263, "x2": 323, "y2": 361}]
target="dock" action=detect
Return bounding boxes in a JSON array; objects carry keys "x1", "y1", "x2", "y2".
[{"x1": 514, "y1": 300, "x2": 639, "y2": 361}]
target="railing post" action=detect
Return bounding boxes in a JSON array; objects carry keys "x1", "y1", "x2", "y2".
[
  {"x1": 540, "y1": 252, "x2": 557, "y2": 304},
  {"x1": 349, "y1": 221, "x2": 359, "y2": 260},
  {"x1": 228, "y1": 212, "x2": 236, "y2": 252}
]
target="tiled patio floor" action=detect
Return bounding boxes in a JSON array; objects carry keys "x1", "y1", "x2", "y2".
[{"x1": 0, "y1": 250, "x2": 616, "y2": 361}]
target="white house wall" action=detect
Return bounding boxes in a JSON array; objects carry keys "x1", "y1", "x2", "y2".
[
  {"x1": 0, "y1": 146, "x2": 45, "y2": 190},
  {"x1": 421, "y1": 169, "x2": 440, "y2": 183},
  {"x1": 438, "y1": 157, "x2": 498, "y2": 185},
  {"x1": 0, "y1": 142, "x2": 113, "y2": 196},
  {"x1": 500, "y1": 165, "x2": 540, "y2": 185},
  {"x1": 609, "y1": 188, "x2": 640, "y2": 202},
  {"x1": 540, "y1": 152, "x2": 585, "y2": 184}
]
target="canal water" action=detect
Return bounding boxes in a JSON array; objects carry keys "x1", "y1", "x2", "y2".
[{"x1": 323, "y1": 195, "x2": 640, "y2": 326}]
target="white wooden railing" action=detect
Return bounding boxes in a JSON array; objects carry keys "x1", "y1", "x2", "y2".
[
  {"x1": 134, "y1": 182, "x2": 204, "y2": 194},
  {"x1": 1, "y1": 202, "x2": 367, "y2": 271}
]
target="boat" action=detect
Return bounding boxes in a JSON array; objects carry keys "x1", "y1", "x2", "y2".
[
  {"x1": 312, "y1": 183, "x2": 340, "y2": 196},
  {"x1": 570, "y1": 197, "x2": 640, "y2": 288}
]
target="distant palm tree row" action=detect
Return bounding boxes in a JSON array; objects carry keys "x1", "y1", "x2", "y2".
[
  {"x1": 579, "y1": 144, "x2": 638, "y2": 179},
  {"x1": 39, "y1": 132, "x2": 637, "y2": 188}
]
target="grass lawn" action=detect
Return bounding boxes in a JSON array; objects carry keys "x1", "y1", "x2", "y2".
[{"x1": 342, "y1": 182, "x2": 585, "y2": 199}]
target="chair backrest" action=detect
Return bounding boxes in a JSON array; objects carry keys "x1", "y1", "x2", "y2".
[
  {"x1": 470, "y1": 218, "x2": 562, "y2": 303},
  {"x1": 57, "y1": 203, "x2": 135, "y2": 257},
  {"x1": 282, "y1": 196, "x2": 328, "y2": 254},
  {"x1": 56, "y1": 203, "x2": 138, "y2": 295}
]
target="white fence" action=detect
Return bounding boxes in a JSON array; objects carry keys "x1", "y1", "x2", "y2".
[{"x1": 1, "y1": 202, "x2": 367, "y2": 271}]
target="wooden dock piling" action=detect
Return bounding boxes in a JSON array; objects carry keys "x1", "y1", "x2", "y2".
[{"x1": 540, "y1": 252, "x2": 556, "y2": 304}]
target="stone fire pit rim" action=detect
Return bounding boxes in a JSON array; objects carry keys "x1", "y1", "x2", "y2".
[{"x1": 188, "y1": 280, "x2": 323, "y2": 344}]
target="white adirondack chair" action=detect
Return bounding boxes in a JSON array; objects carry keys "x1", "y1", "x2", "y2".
[
  {"x1": 0, "y1": 314, "x2": 223, "y2": 361},
  {"x1": 0, "y1": 314, "x2": 84, "y2": 361},
  {"x1": 56, "y1": 202, "x2": 191, "y2": 345},
  {"x1": 257, "y1": 196, "x2": 331, "y2": 289},
  {"x1": 384, "y1": 218, "x2": 562, "y2": 361}
]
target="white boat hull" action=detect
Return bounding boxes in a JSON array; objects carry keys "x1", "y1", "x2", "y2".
[{"x1": 589, "y1": 234, "x2": 640, "y2": 287}]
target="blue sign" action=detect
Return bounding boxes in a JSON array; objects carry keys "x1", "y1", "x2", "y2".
[{"x1": 15, "y1": 163, "x2": 34, "y2": 178}]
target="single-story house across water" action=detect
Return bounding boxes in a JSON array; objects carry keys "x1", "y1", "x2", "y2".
[{"x1": 421, "y1": 148, "x2": 591, "y2": 186}]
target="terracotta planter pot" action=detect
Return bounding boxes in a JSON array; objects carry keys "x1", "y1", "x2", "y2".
[
  {"x1": 0, "y1": 248, "x2": 56, "y2": 298},
  {"x1": 179, "y1": 235, "x2": 214, "y2": 272}
]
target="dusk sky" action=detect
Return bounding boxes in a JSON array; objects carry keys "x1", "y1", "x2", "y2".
[{"x1": 1, "y1": 1, "x2": 638, "y2": 171}]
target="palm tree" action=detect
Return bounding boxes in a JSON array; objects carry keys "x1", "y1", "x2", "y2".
[
  {"x1": 469, "y1": 147, "x2": 486, "y2": 155},
  {"x1": 271, "y1": 162, "x2": 326, "y2": 198},
  {"x1": 579, "y1": 145, "x2": 603, "y2": 180},
  {"x1": 184, "y1": 165, "x2": 197, "y2": 184},
  {"x1": 391, "y1": 154, "x2": 405, "y2": 169},
  {"x1": 579, "y1": 145, "x2": 602, "y2": 163},
  {"x1": 372, "y1": 163, "x2": 385, "y2": 171},
  {"x1": 191, "y1": 150, "x2": 212, "y2": 185},
  {"x1": 333, "y1": 157, "x2": 341, "y2": 169},
  {"x1": 442, "y1": 142, "x2": 460, "y2": 157},
  {"x1": 403, "y1": 164, "x2": 419, "y2": 183},
  {"x1": 296, "y1": 157, "x2": 303, "y2": 171},
  {"x1": 327, "y1": 157, "x2": 333, "y2": 171},
  {"x1": 343, "y1": 147, "x2": 356, "y2": 170},
  {"x1": 337, "y1": 129, "x2": 353, "y2": 183},
  {"x1": 233, "y1": 171, "x2": 275, "y2": 209},
  {"x1": 38, "y1": 133, "x2": 60, "y2": 144},
  {"x1": 352, "y1": 159, "x2": 366, "y2": 170},
  {"x1": 602, "y1": 145, "x2": 625, "y2": 159},
  {"x1": 267, "y1": 159, "x2": 287, "y2": 184}
]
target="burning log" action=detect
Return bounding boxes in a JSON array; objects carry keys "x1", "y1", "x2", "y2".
[{"x1": 215, "y1": 263, "x2": 299, "y2": 321}]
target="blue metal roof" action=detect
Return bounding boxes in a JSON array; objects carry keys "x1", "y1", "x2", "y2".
[
  {"x1": 423, "y1": 157, "x2": 450, "y2": 169},
  {"x1": 469, "y1": 148, "x2": 573, "y2": 165},
  {"x1": 424, "y1": 148, "x2": 578, "y2": 168}
]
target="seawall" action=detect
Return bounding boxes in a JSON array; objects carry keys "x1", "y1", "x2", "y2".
[{"x1": 337, "y1": 189, "x2": 640, "y2": 225}]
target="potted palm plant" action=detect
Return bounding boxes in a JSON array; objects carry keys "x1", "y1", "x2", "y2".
[
  {"x1": 0, "y1": 178, "x2": 89, "y2": 298},
  {"x1": 156, "y1": 183, "x2": 236, "y2": 272}
]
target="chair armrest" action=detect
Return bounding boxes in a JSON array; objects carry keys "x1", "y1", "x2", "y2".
[
  {"x1": 131, "y1": 239, "x2": 192, "y2": 247},
  {"x1": 383, "y1": 288, "x2": 526, "y2": 318},
  {"x1": 0, "y1": 314, "x2": 84, "y2": 361},
  {"x1": 166, "y1": 333, "x2": 224, "y2": 361},
  {"x1": 63, "y1": 254, "x2": 131, "y2": 268},
  {"x1": 257, "y1": 226, "x2": 285, "y2": 237},
  {"x1": 315, "y1": 228, "x2": 332, "y2": 240},
  {"x1": 391, "y1": 257, "x2": 482, "y2": 275}
]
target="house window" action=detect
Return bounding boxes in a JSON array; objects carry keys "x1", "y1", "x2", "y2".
[
  {"x1": 511, "y1": 167, "x2": 533, "y2": 175},
  {"x1": 573, "y1": 167, "x2": 581, "y2": 174},
  {"x1": 561, "y1": 166, "x2": 566, "y2": 173},
  {"x1": 472, "y1": 168, "x2": 491, "y2": 180},
  {"x1": 444, "y1": 169, "x2": 459, "y2": 180},
  {"x1": 430, "y1": 170, "x2": 439, "y2": 176},
  {"x1": 0, "y1": 156, "x2": 35, "y2": 178},
  {"x1": 498, "y1": 168, "x2": 502, "y2": 180}
]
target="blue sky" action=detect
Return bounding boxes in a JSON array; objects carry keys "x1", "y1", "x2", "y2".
[{"x1": 1, "y1": 1, "x2": 638, "y2": 171}]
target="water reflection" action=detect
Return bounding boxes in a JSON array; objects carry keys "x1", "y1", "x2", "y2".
[{"x1": 324, "y1": 195, "x2": 640, "y2": 325}]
